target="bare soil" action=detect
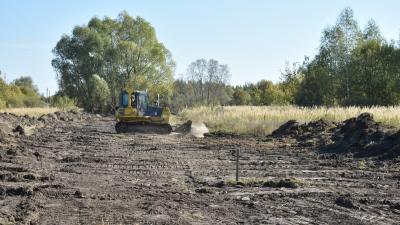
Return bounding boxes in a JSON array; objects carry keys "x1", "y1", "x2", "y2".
[{"x1": 0, "y1": 111, "x2": 399, "y2": 224}]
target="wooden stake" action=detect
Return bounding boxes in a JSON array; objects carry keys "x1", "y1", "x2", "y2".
[{"x1": 236, "y1": 148, "x2": 240, "y2": 183}]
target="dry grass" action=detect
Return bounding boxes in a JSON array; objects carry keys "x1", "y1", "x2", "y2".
[
  {"x1": 178, "y1": 105, "x2": 400, "y2": 135},
  {"x1": 0, "y1": 107, "x2": 60, "y2": 117}
]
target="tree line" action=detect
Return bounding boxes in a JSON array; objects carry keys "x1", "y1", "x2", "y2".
[
  {"x1": 179, "y1": 7, "x2": 400, "y2": 109},
  {"x1": 2, "y1": 8, "x2": 399, "y2": 112},
  {"x1": 49, "y1": 11, "x2": 302, "y2": 112},
  {"x1": 286, "y1": 7, "x2": 400, "y2": 106}
]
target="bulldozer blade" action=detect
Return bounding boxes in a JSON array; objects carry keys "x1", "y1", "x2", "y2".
[{"x1": 115, "y1": 122, "x2": 172, "y2": 134}]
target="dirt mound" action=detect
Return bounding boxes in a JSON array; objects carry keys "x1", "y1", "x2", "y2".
[
  {"x1": 271, "y1": 119, "x2": 335, "y2": 146},
  {"x1": 323, "y1": 112, "x2": 399, "y2": 159},
  {"x1": 38, "y1": 109, "x2": 83, "y2": 123},
  {"x1": 0, "y1": 109, "x2": 91, "y2": 142},
  {"x1": 272, "y1": 119, "x2": 335, "y2": 138},
  {"x1": 271, "y1": 113, "x2": 399, "y2": 160},
  {"x1": 372, "y1": 131, "x2": 400, "y2": 160},
  {"x1": 173, "y1": 120, "x2": 192, "y2": 134},
  {"x1": 271, "y1": 120, "x2": 301, "y2": 137},
  {"x1": 0, "y1": 113, "x2": 39, "y2": 129}
]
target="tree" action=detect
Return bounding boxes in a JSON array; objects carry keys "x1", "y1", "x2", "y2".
[
  {"x1": 52, "y1": 11, "x2": 175, "y2": 111},
  {"x1": 363, "y1": 19, "x2": 383, "y2": 42},
  {"x1": 288, "y1": 7, "x2": 400, "y2": 107},
  {"x1": 185, "y1": 58, "x2": 231, "y2": 105},
  {"x1": 233, "y1": 89, "x2": 251, "y2": 105},
  {"x1": 12, "y1": 76, "x2": 39, "y2": 93},
  {"x1": 318, "y1": 8, "x2": 361, "y2": 102},
  {"x1": 295, "y1": 59, "x2": 334, "y2": 106},
  {"x1": 186, "y1": 59, "x2": 207, "y2": 104},
  {"x1": 280, "y1": 62, "x2": 303, "y2": 104},
  {"x1": 88, "y1": 74, "x2": 111, "y2": 113},
  {"x1": 349, "y1": 40, "x2": 400, "y2": 105}
]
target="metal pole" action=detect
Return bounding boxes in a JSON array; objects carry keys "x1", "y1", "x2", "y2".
[{"x1": 236, "y1": 148, "x2": 240, "y2": 183}]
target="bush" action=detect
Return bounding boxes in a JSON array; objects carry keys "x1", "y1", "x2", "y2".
[
  {"x1": 0, "y1": 76, "x2": 45, "y2": 108},
  {"x1": 23, "y1": 96, "x2": 45, "y2": 107},
  {"x1": 263, "y1": 178, "x2": 304, "y2": 188},
  {"x1": 51, "y1": 95, "x2": 76, "y2": 110},
  {"x1": 0, "y1": 99, "x2": 6, "y2": 109}
]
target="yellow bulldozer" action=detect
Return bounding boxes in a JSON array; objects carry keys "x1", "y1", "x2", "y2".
[{"x1": 115, "y1": 89, "x2": 172, "y2": 134}]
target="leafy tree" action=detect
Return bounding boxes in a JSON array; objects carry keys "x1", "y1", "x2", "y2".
[
  {"x1": 317, "y1": 7, "x2": 361, "y2": 102},
  {"x1": 12, "y1": 76, "x2": 39, "y2": 93},
  {"x1": 280, "y1": 62, "x2": 303, "y2": 104},
  {"x1": 88, "y1": 74, "x2": 111, "y2": 113},
  {"x1": 349, "y1": 40, "x2": 400, "y2": 105},
  {"x1": 233, "y1": 89, "x2": 251, "y2": 105},
  {"x1": 363, "y1": 19, "x2": 383, "y2": 41},
  {"x1": 295, "y1": 60, "x2": 333, "y2": 106},
  {"x1": 52, "y1": 11, "x2": 175, "y2": 111}
]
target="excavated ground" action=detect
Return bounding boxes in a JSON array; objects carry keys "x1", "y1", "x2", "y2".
[{"x1": 0, "y1": 112, "x2": 400, "y2": 224}]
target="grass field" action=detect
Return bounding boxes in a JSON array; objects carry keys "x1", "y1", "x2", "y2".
[
  {"x1": 179, "y1": 106, "x2": 400, "y2": 135},
  {"x1": 0, "y1": 107, "x2": 60, "y2": 117}
]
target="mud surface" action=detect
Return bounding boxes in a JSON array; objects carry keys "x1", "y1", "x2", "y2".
[{"x1": 1, "y1": 112, "x2": 400, "y2": 224}]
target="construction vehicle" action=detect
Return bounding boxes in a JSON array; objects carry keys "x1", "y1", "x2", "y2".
[{"x1": 115, "y1": 89, "x2": 172, "y2": 134}]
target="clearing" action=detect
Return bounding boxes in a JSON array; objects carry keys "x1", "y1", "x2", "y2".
[{"x1": 0, "y1": 111, "x2": 399, "y2": 224}]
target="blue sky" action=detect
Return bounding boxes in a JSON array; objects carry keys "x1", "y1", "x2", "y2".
[{"x1": 0, "y1": 0, "x2": 399, "y2": 95}]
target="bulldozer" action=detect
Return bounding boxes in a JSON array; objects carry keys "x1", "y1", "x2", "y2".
[{"x1": 114, "y1": 89, "x2": 172, "y2": 134}]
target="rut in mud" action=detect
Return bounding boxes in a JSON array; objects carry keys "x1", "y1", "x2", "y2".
[{"x1": 0, "y1": 111, "x2": 400, "y2": 224}]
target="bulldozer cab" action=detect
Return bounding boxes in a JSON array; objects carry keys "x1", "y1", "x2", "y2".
[
  {"x1": 137, "y1": 92, "x2": 149, "y2": 116},
  {"x1": 119, "y1": 90, "x2": 148, "y2": 116},
  {"x1": 117, "y1": 89, "x2": 166, "y2": 117}
]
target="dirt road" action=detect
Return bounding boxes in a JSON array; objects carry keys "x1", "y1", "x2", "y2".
[{"x1": 1, "y1": 113, "x2": 400, "y2": 224}]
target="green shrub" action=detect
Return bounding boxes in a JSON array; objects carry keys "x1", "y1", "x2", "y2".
[
  {"x1": 263, "y1": 178, "x2": 304, "y2": 188},
  {"x1": 51, "y1": 95, "x2": 77, "y2": 110},
  {"x1": 22, "y1": 95, "x2": 45, "y2": 107},
  {"x1": 0, "y1": 99, "x2": 6, "y2": 109}
]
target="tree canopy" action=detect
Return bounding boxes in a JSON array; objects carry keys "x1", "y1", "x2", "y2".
[
  {"x1": 52, "y1": 11, "x2": 175, "y2": 112},
  {"x1": 281, "y1": 7, "x2": 400, "y2": 106}
]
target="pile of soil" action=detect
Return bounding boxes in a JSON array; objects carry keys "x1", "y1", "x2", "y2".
[
  {"x1": 324, "y1": 113, "x2": 399, "y2": 160},
  {"x1": 0, "y1": 113, "x2": 40, "y2": 129},
  {"x1": 38, "y1": 109, "x2": 83, "y2": 123},
  {"x1": 0, "y1": 113, "x2": 42, "y2": 143},
  {"x1": 173, "y1": 120, "x2": 192, "y2": 134},
  {"x1": 271, "y1": 119, "x2": 336, "y2": 145},
  {"x1": 272, "y1": 112, "x2": 400, "y2": 160},
  {"x1": 0, "y1": 109, "x2": 91, "y2": 143}
]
